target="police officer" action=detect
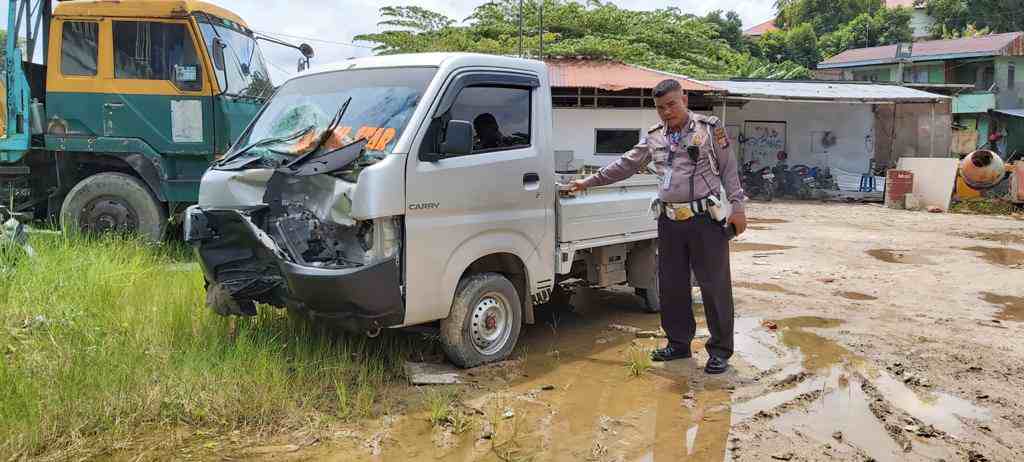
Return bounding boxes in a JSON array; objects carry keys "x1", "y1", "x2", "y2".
[{"x1": 568, "y1": 79, "x2": 747, "y2": 374}]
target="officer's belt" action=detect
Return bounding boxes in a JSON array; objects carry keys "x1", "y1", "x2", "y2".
[{"x1": 662, "y1": 198, "x2": 713, "y2": 221}]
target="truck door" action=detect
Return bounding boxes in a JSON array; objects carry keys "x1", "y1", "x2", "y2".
[
  {"x1": 404, "y1": 72, "x2": 554, "y2": 325},
  {"x1": 104, "y1": 20, "x2": 215, "y2": 188}
]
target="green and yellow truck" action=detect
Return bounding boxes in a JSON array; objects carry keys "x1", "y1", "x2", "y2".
[{"x1": 0, "y1": 0, "x2": 311, "y2": 240}]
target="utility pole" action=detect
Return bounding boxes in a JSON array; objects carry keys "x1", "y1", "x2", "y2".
[
  {"x1": 518, "y1": 0, "x2": 524, "y2": 58},
  {"x1": 539, "y1": 0, "x2": 544, "y2": 58}
]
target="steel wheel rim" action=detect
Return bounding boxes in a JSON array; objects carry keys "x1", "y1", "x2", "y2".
[
  {"x1": 81, "y1": 196, "x2": 138, "y2": 233},
  {"x1": 470, "y1": 291, "x2": 513, "y2": 356}
]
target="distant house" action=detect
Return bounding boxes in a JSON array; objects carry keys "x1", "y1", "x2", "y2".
[
  {"x1": 886, "y1": 0, "x2": 935, "y2": 40},
  {"x1": 743, "y1": 19, "x2": 780, "y2": 39},
  {"x1": 818, "y1": 32, "x2": 1024, "y2": 154}
]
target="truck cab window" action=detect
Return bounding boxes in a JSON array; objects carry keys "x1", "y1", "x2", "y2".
[
  {"x1": 113, "y1": 21, "x2": 203, "y2": 91},
  {"x1": 61, "y1": 21, "x2": 98, "y2": 76},
  {"x1": 448, "y1": 86, "x2": 531, "y2": 154}
]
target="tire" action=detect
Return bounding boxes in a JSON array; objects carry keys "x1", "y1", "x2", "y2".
[
  {"x1": 636, "y1": 286, "x2": 661, "y2": 313},
  {"x1": 440, "y1": 272, "x2": 523, "y2": 368},
  {"x1": 61, "y1": 172, "x2": 167, "y2": 242}
]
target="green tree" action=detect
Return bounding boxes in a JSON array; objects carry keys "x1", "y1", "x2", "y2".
[
  {"x1": 775, "y1": 0, "x2": 883, "y2": 36},
  {"x1": 818, "y1": 7, "x2": 912, "y2": 59},
  {"x1": 704, "y1": 10, "x2": 747, "y2": 52},
  {"x1": 924, "y1": 0, "x2": 1023, "y2": 36},
  {"x1": 356, "y1": 1, "x2": 813, "y2": 80},
  {"x1": 786, "y1": 23, "x2": 820, "y2": 68}
]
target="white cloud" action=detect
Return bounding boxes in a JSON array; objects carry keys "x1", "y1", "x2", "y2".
[{"x1": 4, "y1": 0, "x2": 776, "y2": 82}]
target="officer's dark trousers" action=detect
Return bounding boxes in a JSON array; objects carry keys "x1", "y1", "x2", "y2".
[{"x1": 657, "y1": 214, "x2": 735, "y2": 360}]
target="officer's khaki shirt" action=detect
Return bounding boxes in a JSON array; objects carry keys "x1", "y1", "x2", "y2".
[{"x1": 581, "y1": 111, "x2": 748, "y2": 213}]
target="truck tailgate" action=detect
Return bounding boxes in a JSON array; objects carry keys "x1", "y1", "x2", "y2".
[{"x1": 557, "y1": 175, "x2": 658, "y2": 244}]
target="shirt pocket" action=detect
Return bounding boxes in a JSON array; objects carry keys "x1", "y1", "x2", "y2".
[{"x1": 652, "y1": 148, "x2": 670, "y2": 164}]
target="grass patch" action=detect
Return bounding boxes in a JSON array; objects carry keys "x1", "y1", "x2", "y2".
[
  {"x1": 950, "y1": 198, "x2": 1021, "y2": 216},
  {"x1": 624, "y1": 345, "x2": 653, "y2": 377},
  {"x1": 424, "y1": 386, "x2": 458, "y2": 427},
  {"x1": 0, "y1": 234, "x2": 421, "y2": 460}
]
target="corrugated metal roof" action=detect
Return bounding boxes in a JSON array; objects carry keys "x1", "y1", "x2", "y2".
[
  {"x1": 743, "y1": 19, "x2": 780, "y2": 37},
  {"x1": 820, "y1": 32, "x2": 1024, "y2": 68},
  {"x1": 993, "y1": 109, "x2": 1024, "y2": 118},
  {"x1": 708, "y1": 80, "x2": 950, "y2": 102},
  {"x1": 545, "y1": 59, "x2": 719, "y2": 92}
]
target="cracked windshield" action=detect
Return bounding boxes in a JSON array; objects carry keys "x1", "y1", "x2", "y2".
[{"x1": 226, "y1": 67, "x2": 436, "y2": 167}]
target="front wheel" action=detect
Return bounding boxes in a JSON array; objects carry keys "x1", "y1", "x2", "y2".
[
  {"x1": 440, "y1": 273, "x2": 523, "y2": 368},
  {"x1": 60, "y1": 172, "x2": 167, "y2": 241}
]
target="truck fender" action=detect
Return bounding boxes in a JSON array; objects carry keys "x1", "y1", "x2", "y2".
[
  {"x1": 428, "y1": 231, "x2": 537, "y2": 326},
  {"x1": 122, "y1": 153, "x2": 168, "y2": 202}
]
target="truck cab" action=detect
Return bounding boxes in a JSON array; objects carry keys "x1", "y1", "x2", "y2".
[
  {"x1": 0, "y1": 0, "x2": 306, "y2": 240},
  {"x1": 186, "y1": 53, "x2": 663, "y2": 368}
]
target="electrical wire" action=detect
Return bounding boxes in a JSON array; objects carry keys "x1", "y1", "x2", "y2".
[{"x1": 254, "y1": 29, "x2": 375, "y2": 49}]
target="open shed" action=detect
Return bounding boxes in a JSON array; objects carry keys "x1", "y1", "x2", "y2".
[{"x1": 705, "y1": 80, "x2": 952, "y2": 177}]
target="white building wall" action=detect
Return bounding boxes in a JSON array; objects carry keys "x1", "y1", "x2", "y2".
[
  {"x1": 552, "y1": 108, "x2": 663, "y2": 167},
  {"x1": 555, "y1": 102, "x2": 877, "y2": 175},
  {"x1": 711, "y1": 101, "x2": 876, "y2": 174}
]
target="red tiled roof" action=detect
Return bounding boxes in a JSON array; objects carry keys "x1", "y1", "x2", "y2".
[
  {"x1": 820, "y1": 32, "x2": 1024, "y2": 67},
  {"x1": 743, "y1": 19, "x2": 779, "y2": 37},
  {"x1": 545, "y1": 59, "x2": 719, "y2": 92}
]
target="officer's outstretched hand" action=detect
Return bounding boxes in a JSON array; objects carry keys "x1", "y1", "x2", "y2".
[
  {"x1": 728, "y1": 211, "x2": 747, "y2": 236},
  {"x1": 567, "y1": 179, "x2": 588, "y2": 193}
]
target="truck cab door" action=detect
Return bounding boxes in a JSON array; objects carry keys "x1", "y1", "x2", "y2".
[
  {"x1": 103, "y1": 19, "x2": 215, "y2": 197},
  {"x1": 403, "y1": 71, "x2": 556, "y2": 325}
]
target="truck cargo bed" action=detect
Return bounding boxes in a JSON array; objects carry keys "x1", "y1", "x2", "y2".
[{"x1": 556, "y1": 174, "x2": 658, "y2": 246}]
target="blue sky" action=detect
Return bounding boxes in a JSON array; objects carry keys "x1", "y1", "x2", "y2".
[{"x1": 4, "y1": 0, "x2": 775, "y2": 83}]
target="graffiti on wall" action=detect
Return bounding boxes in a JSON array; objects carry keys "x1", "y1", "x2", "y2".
[{"x1": 743, "y1": 121, "x2": 787, "y2": 161}]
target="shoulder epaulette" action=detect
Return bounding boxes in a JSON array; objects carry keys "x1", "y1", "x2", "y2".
[{"x1": 647, "y1": 123, "x2": 663, "y2": 134}]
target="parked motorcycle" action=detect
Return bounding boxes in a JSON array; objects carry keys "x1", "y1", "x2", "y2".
[{"x1": 742, "y1": 160, "x2": 775, "y2": 201}]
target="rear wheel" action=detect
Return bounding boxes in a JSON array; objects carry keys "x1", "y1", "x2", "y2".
[
  {"x1": 440, "y1": 273, "x2": 522, "y2": 368},
  {"x1": 60, "y1": 172, "x2": 166, "y2": 241}
]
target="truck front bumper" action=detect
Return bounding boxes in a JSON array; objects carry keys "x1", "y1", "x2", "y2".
[{"x1": 184, "y1": 206, "x2": 405, "y2": 331}]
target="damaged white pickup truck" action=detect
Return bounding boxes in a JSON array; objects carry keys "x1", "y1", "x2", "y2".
[{"x1": 185, "y1": 53, "x2": 661, "y2": 367}]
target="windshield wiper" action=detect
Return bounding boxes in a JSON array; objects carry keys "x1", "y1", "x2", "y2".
[
  {"x1": 284, "y1": 97, "x2": 351, "y2": 169},
  {"x1": 218, "y1": 125, "x2": 315, "y2": 166}
]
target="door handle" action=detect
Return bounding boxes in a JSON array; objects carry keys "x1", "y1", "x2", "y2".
[
  {"x1": 523, "y1": 172, "x2": 540, "y2": 184},
  {"x1": 104, "y1": 102, "x2": 125, "y2": 110}
]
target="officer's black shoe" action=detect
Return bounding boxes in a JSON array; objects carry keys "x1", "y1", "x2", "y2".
[
  {"x1": 651, "y1": 345, "x2": 692, "y2": 362},
  {"x1": 704, "y1": 356, "x2": 729, "y2": 374}
]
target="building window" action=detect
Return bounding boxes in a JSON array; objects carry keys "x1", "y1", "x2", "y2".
[
  {"x1": 448, "y1": 86, "x2": 532, "y2": 154},
  {"x1": 979, "y1": 65, "x2": 995, "y2": 90},
  {"x1": 61, "y1": 21, "x2": 98, "y2": 76},
  {"x1": 113, "y1": 21, "x2": 203, "y2": 91},
  {"x1": 1009, "y1": 64, "x2": 1016, "y2": 90},
  {"x1": 552, "y1": 87, "x2": 649, "y2": 108},
  {"x1": 903, "y1": 67, "x2": 929, "y2": 84},
  {"x1": 595, "y1": 129, "x2": 641, "y2": 156}
]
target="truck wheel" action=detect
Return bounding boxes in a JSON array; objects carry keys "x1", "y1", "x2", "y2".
[
  {"x1": 61, "y1": 172, "x2": 167, "y2": 242},
  {"x1": 440, "y1": 272, "x2": 522, "y2": 368}
]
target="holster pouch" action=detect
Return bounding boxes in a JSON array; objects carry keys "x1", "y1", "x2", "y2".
[
  {"x1": 649, "y1": 198, "x2": 662, "y2": 221},
  {"x1": 707, "y1": 185, "x2": 733, "y2": 224}
]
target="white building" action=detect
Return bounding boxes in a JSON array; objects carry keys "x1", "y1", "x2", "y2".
[{"x1": 544, "y1": 59, "x2": 951, "y2": 179}]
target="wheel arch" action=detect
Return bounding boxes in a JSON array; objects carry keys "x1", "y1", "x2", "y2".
[{"x1": 71, "y1": 152, "x2": 167, "y2": 203}]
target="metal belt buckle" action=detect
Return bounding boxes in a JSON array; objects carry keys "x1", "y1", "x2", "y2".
[{"x1": 668, "y1": 204, "x2": 694, "y2": 221}]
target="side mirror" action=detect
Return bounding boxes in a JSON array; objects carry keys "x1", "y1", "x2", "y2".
[
  {"x1": 300, "y1": 43, "x2": 315, "y2": 60},
  {"x1": 440, "y1": 120, "x2": 474, "y2": 157},
  {"x1": 212, "y1": 38, "x2": 226, "y2": 71}
]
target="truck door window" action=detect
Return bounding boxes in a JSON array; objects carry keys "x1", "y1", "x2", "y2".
[
  {"x1": 113, "y1": 21, "x2": 203, "y2": 92},
  {"x1": 60, "y1": 21, "x2": 99, "y2": 76},
  {"x1": 448, "y1": 86, "x2": 531, "y2": 155}
]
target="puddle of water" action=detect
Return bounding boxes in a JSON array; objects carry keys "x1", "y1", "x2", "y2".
[
  {"x1": 773, "y1": 317, "x2": 856, "y2": 372},
  {"x1": 963, "y1": 246, "x2": 1024, "y2": 267},
  {"x1": 773, "y1": 367, "x2": 909, "y2": 462},
  {"x1": 747, "y1": 225, "x2": 773, "y2": 231},
  {"x1": 866, "y1": 368, "x2": 991, "y2": 438},
  {"x1": 358, "y1": 288, "x2": 732, "y2": 461},
  {"x1": 731, "y1": 242, "x2": 796, "y2": 253},
  {"x1": 735, "y1": 282, "x2": 800, "y2": 296},
  {"x1": 980, "y1": 292, "x2": 1024, "y2": 322},
  {"x1": 866, "y1": 249, "x2": 934, "y2": 265},
  {"x1": 836, "y1": 291, "x2": 878, "y2": 301},
  {"x1": 748, "y1": 218, "x2": 789, "y2": 224},
  {"x1": 962, "y1": 232, "x2": 1024, "y2": 245}
]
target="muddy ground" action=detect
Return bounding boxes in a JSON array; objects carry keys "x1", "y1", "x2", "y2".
[{"x1": 163, "y1": 202, "x2": 1024, "y2": 461}]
